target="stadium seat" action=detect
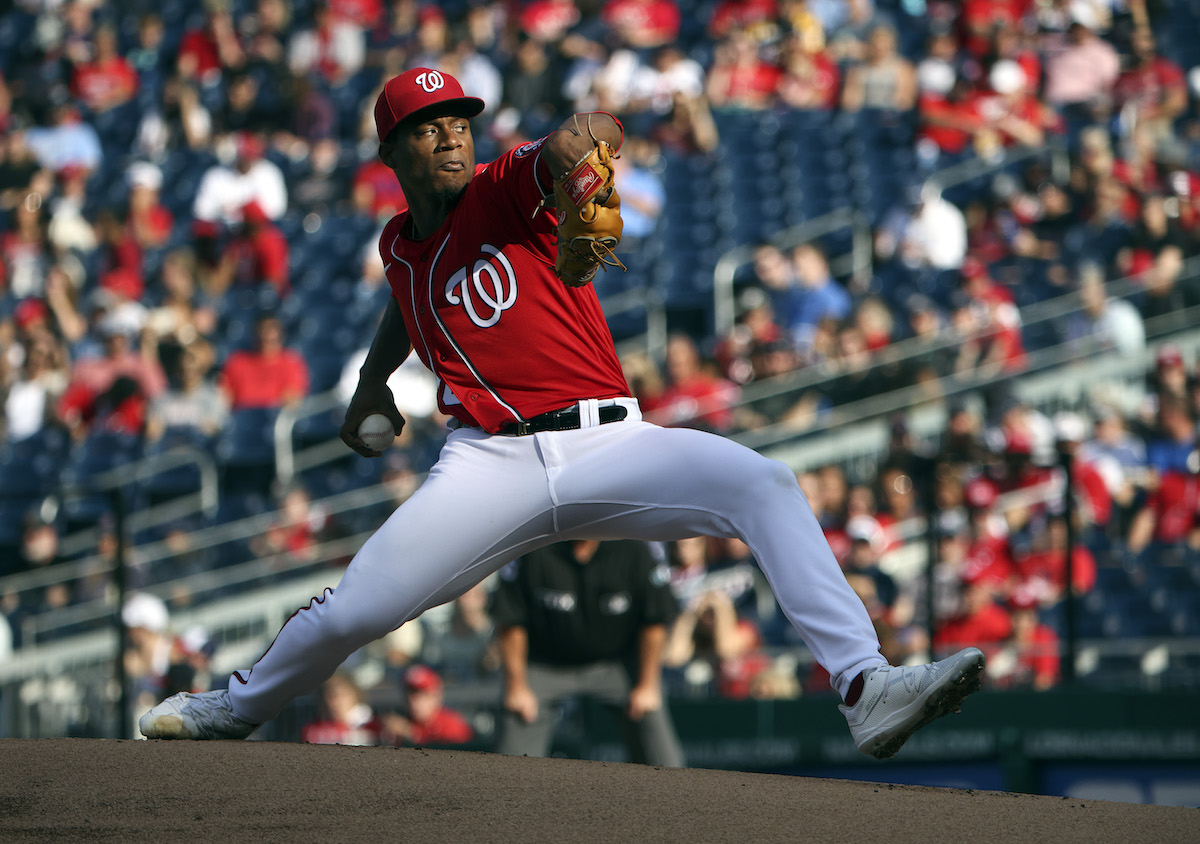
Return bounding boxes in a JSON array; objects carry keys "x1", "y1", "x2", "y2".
[
  {"x1": 213, "y1": 408, "x2": 276, "y2": 473},
  {"x1": 0, "y1": 440, "x2": 62, "y2": 504},
  {"x1": 1083, "y1": 653, "x2": 1142, "y2": 688},
  {"x1": 138, "y1": 427, "x2": 215, "y2": 504},
  {"x1": 292, "y1": 406, "x2": 345, "y2": 448},
  {"x1": 1104, "y1": 592, "x2": 1175, "y2": 637}
]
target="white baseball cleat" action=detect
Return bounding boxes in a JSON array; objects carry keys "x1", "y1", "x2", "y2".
[
  {"x1": 839, "y1": 647, "x2": 986, "y2": 760},
  {"x1": 139, "y1": 689, "x2": 259, "y2": 740}
]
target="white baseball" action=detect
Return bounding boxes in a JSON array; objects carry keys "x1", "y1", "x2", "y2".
[{"x1": 357, "y1": 413, "x2": 396, "y2": 452}]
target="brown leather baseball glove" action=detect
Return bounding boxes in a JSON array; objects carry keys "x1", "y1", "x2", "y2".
[{"x1": 551, "y1": 134, "x2": 627, "y2": 287}]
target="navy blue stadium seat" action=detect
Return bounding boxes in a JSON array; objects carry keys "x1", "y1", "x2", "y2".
[
  {"x1": 0, "y1": 498, "x2": 36, "y2": 554},
  {"x1": 0, "y1": 10, "x2": 35, "y2": 75},
  {"x1": 54, "y1": 431, "x2": 142, "y2": 530},
  {"x1": 1083, "y1": 653, "x2": 1143, "y2": 688},
  {"x1": 0, "y1": 437, "x2": 63, "y2": 504},
  {"x1": 138, "y1": 427, "x2": 215, "y2": 503},
  {"x1": 1142, "y1": 564, "x2": 1200, "y2": 593},
  {"x1": 61, "y1": 431, "x2": 143, "y2": 486},
  {"x1": 215, "y1": 408, "x2": 278, "y2": 466},
  {"x1": 292, "y1": 407, "x2": 345, "y2": 447},
  {"x1": 1105, "y1": 592, "x2": 1175, "y2": 637},
  {"x1": 302, "y1": 349, "x2": 352, "y2": 394},
  {"x1": 1095, "y1": 565, "x2": 1137, "y2": 594},
  {"x1": 215, "y1": 408, "x2": 281, "y2": 498}
]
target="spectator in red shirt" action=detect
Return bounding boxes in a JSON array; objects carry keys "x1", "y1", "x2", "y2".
[
  {"x1": 708, "y1": 0, "x2": 778, "y2": 41},
  {"x1": 210, "y1": 200, "x2": 290, "y2": 297},
  {"x1": 125, "y1": 162, "x2": 174, "y2": 250},
  {"x1": 287, "y1": 0, "x2": 365, "y2": 86},
  {"x1": 327, "y1": 0, "x2": 383, "y2": 28},
  {"x1": 973, "y1": 60, "x2": 1057, "y2": 152},
  {"x1": 250, "y1": 484, "x2": 329, "y2": 563},
  {"x1": 775, "y1": 29, "x2": 840, "y2": 111},
  {"x1": 602, "y1": 0, "x2": 682, "y2": 50},
  {"x1": 642, "y1": 333, "x2": 741, "y2": 433},
  {"x1": 301, "y1": 673, "x2": 382, "y2": 746},
  {"x1": 713, "y1": 291, "x2": 793, "y2": 386},
  {"x1": 351, "y1": 158, "x2": 409, "y2": 220},
  {"x1": 981, "y1": 22, "x2": 1040, "y2": 98},
  {"x1": 219, "y1": 315, "x2": 309, "y2": 410},
  {"x1": 177, "y1": 0, "x2": 246, "y2": 85},
  {"x1": 71, "y1": 24, "x2": 139, "y2": 113},
  {"x1": 1157, "y1": 144, "x2": 1200, "y2": 243},
  {"x1": 1113, "y1": 26, "x2": 1188, "y2": 144},
  {"x1": 999, "y1": 587, "x2": 1060, "y2": 690},
  {"x1": 933, "y1": 577, "x2": 1013, "y2": 658},
  {"x1": 959, "y1": 0, "x2": 1030, "y2": 59},
  {"x1": 58, "y1": 311, "x2": 167, "y2": 438},
  {"x1": 1010, "y1": 515, "x2": 1097, "y2": 607},
  {"x1": 1127, "y1": 466, "x2": 1200, "y2": 555},
  {"x1": 960, "y1": 258, "x2": 1028, "y2": 374},
  {"x1": 1112, "y1": 122, "x2": 1166, "y2": 200},
  {"x1": 520, "y1": 0, "x2": 581, "y2": 43},
  {"x1": 962, "y1": 517, "x2": 1016, "y2": 596},
  {"x1": 381, "y1": 665, "x2": 474, "y2": 747},
  {"x1": 705, "y1": 31, "x2": 781, "y2": 111},
  {"x1": 916, "y1": 66, "x2": 984, "y2": 166}
]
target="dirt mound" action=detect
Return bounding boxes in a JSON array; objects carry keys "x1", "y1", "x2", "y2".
[{"x1": 0, "y1": 739, "x2": 1194, "y2": 842}]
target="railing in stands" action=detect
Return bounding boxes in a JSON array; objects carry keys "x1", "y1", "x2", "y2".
[{"x1": 710, "y1": 141, "x2": 1069, "y2": 340}]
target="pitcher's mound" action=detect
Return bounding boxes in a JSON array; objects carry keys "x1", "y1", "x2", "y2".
[{"x1": 0, "y1": 739, "x2": 1194, "y2": 842}]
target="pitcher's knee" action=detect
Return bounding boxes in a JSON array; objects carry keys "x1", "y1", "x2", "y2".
[
  {"x1": 739, "y1": 456, "x2": 798, "y2": 497},
  {"x1": 716, "y1": 456, "x2": 798, "y2": 517},
  {"x1": 764, "y1": 458, "x2": 799, "y2": 490}
]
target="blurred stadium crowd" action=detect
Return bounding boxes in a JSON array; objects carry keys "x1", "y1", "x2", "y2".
[{"x1": 4, "y1": 0, "x2": 1200, "y2": 740}]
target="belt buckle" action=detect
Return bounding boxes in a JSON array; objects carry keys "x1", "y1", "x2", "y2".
[{"x1": 515, "y1": 420, "x2": 532, "y2": 436}]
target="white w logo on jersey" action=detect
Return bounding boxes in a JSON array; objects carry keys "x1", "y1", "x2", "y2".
[
  {"x1": 415, "y1": 71, "x2": 445, "y2": 93},
  {"x1": 445, "y1": 244, "x2": 517, "y2": 328}
]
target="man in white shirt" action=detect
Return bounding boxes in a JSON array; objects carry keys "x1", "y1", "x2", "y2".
[
  {"x1": 286, "y1": 1, "x2": 365, "y2": 86},
  {"x1": 875, "y1": 180, "x2": 967, "y2": 271},
  {"x1": 1066, "y1": 263, "x2": 1145, "y2": 356},
  {"x1": 192, "y1": 132, "x2": 288, "y2": 226}
]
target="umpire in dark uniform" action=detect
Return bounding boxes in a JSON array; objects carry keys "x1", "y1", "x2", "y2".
[{"x1": 491, "y1": 539, "x2": 685, "y2": 767}]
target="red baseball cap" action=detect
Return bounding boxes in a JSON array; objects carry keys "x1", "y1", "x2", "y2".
[
  {"x1": 14, "y1": 298, "x2": 49, "y2": 330},
  {"x1": 235, "y1": 131, "x2": 265, "y2": 161},
  {"x1": 1156, "y1": 344, "x2": 1184, "y2": 369},
  {"x1": 100, "y1": 268, "x2": 145, "y2": 302},
  {"x1": 404, "y1": 664, "x2": 442, "y2": 693},
  {"x1": 961, "y1": 256, "x2": 988, "y2": 279},
  {"x1": 964, "y1": 477, "x2": 998, "y2": 509},
  {"x1": 374, "y1": 68, "x2": 485, "y2": 143},
  {"x1": 1009, "y1": 585, "x2": 1039, "y2": 611},
  {"x1": 241, "y1": 200, "x2": 269, "y2": 226},
  {"x1": 1004, "y1": 430, "x2": 1033, "y2": 455}
]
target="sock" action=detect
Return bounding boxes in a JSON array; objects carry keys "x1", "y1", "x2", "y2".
[{"x1": 844, "y1": 672, "x2": 865, "y2": 707}]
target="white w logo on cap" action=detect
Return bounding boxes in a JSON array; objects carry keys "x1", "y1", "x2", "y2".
[{"x1": 415, "y1": 71, "x2": 445, "y2": 93}]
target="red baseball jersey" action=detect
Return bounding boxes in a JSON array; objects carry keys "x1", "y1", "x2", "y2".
[{"x1": 379, "y1": 138, "x2": 629, "y2": 433}]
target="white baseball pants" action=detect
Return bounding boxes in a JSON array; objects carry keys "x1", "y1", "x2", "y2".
[{"x1": 228, "y1": 400, "x2": 885, "y2": 724}]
